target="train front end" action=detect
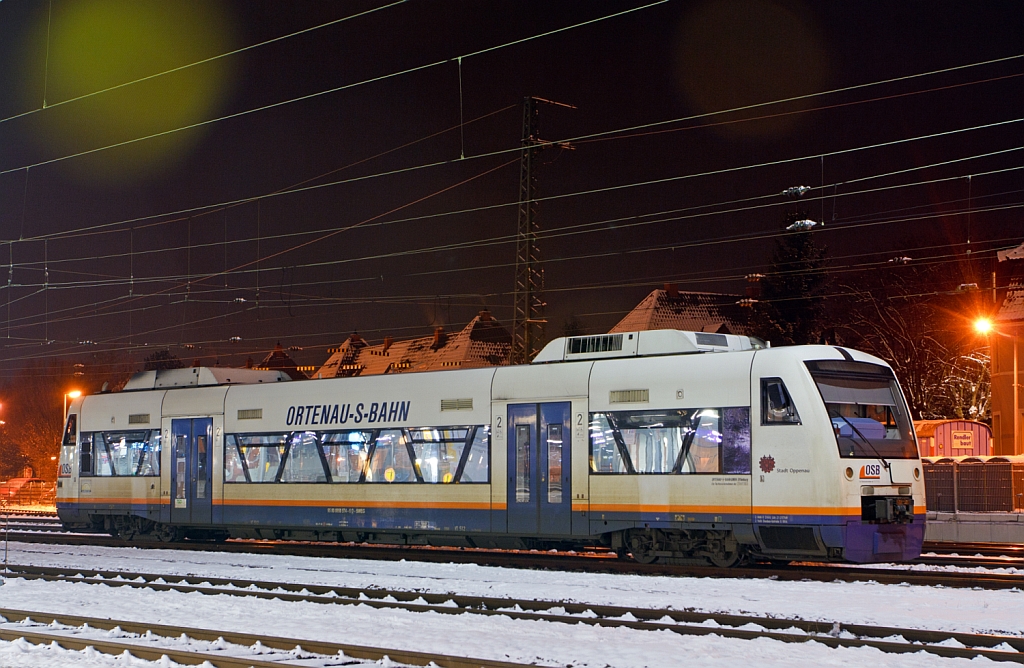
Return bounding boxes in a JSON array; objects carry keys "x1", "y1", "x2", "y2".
[
  {"x1": 809, "y1": 357, "x2": 925, "y2": 563},
  {"x1": 751, "y1": 347, "x2": 925, "y2": 564}
]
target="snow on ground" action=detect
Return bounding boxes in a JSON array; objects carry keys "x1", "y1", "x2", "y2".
[{"x1": 0, "y1": 540, "x2": 1020, "y2": 667}]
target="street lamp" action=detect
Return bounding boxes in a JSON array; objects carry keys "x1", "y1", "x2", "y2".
[
  {"x1": 976, "y1": 318, "x2": 1019, "y2": 454},
  {"x1": 63, "y1": 390, "x2": 81, "y2": 424}
]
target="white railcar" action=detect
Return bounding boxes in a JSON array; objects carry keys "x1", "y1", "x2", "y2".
[{"x1": 57, "y1": 330, "x2": 925, "y2": 564}]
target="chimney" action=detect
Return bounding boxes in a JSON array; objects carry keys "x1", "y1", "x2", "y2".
[
  {"x1": 479, "y1": 309, "x2": 492, "y2": 321},
  {"x1": 244, "y1": 357, "x2": 253, "y2": 369},
  {"x1": 382, "y1": 336, "x2": 393, "y2": 353},
  {"x1": 745, "y1": 273, "x2": 763, "y2": 299},
  {"x1": 433, "y1": 326, "x2": 447, "y2": 349},
  {"x1": 664, "y1": 283, "x2": 680, "y2": 300}
]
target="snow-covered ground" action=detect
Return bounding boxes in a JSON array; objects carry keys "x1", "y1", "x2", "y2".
[{"x1": 0, "y1": 540, "x2": 1021, "y2": 667}]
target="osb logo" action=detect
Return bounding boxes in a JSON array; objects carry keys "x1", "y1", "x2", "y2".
[
  {"x1": 759, "y1": 455, "x2": 775, "y2": 474},
  {"x1": 860, "y1": 464, "x2": 882, "y2": 479}
]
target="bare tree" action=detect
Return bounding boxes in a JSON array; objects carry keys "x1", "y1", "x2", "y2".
[
  {"x1": 835, "y1": 265, "x2": 990, "y2": 421},
  {"x1": 0, "y1": 352, "x2": 137, "y2": 481}
]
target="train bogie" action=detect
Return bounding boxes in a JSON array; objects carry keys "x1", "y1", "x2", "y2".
[{"x1": 56, "y1": 331, "x2": 926, "y2": 565}]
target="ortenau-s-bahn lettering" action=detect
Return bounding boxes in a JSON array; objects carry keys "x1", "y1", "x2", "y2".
[{"x1": 286, "y1": 401, "x2": 411, "y2": 426}]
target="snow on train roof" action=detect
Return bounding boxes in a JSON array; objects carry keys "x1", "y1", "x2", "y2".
[
  {"x1": 122, "y1": 366, "x2": 291, "y2": 390},
  {"x1": 532, "y1": 329, "x2": 765, "y2": 363}
]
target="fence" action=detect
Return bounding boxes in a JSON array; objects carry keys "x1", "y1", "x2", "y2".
[
  {"x1": 923, "y1": 459, "x2": 1024, "y2": 512},
  {"x1": 0, "y1": 482, "x2": 56, "y2": 507}
]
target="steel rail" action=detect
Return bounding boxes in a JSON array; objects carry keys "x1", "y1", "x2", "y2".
[
  {"x1": 3, "y1": 569, "x2": 1024, "y2": 663},
  {"x1": 0, "y1": 608, "x2": 533, "y2": 668},
  {"x1": 9, "y1": 530, "x2": 1024, "y2": 588},
  {"x1": 925, "y1": 541, "x2": 1024, "y2": 557}
]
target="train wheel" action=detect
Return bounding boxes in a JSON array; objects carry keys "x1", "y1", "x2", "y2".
[
  {"x1": 113, "y1": 516, "x2": 137, "y2": 541},
  {"x1": 628, "y1": 533, "x2": 661, "y2": 565},
  {"x1": 153, "y1": 523, "x2": 182, "y2": 542},
  {"x1": 706, "y1": 548, "x2": 740, "y2": 568}
]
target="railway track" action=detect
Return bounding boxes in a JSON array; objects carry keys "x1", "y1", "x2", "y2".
[
  {"x1": 0, "y1": 607, "x2": 528, "y2": 668},
  {"x1": 4, "y1": 566, "x2": 1024, "y2": 663},
  {"x1": 924, "y1": 541, "x2": 1024, "y2": 558},
  {"x1": 9, "y1": 529, "x2": 1024, "y2": 588},
  {"x1": 0, "y1": 509, "x2": 58, "y2": 518},
  {"x1": 1, "y1": 516, "x2": 67, "y2": 533}
]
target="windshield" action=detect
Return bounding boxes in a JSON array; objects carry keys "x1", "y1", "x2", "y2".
[{"x1": 805, "y1": 360, "x2": 918, "y2": 459}]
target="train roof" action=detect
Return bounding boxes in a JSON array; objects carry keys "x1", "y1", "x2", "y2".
[
  {"x1": 532, "y1": 329, "x2": 765, "y2": 363},
  {"x1": 122, "y1": 367, "x2": 291, "y2": 391}
]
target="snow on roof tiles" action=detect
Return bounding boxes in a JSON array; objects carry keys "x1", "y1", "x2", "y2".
[
  {"x1": 997, "y1": 278, "x2": 1024, "y2": 323},
  {"x1": 997, "y1": 241, "x2": 1024, "y2": 263},
  {"x1": 315, "y1": 311, "x2": 511, "y2": 378},
  {"x1": 609, "y1": 288, "x2": 747, "y2": 334}
]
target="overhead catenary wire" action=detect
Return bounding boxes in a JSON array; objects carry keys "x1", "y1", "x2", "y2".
[
  {"x1": 6, "y1": 138, "x2": 1021, "y2": 281},
  {"x1": 8, "y1": 65, "x2": 1023, "y2": 246},
  {"x1": 1, "y1": 239, "x2": 1011, "y2": 368},
  {"x1": 0, "y1": 48, "x2": 1019, "y2": 364},
  {"x1": 4, "y1": 159, "x2": 1019, "y2": 331},
  {"x1": 0, "y1": 1, "x2": 668, "y2": 178},
  {"x1": 5, "y1": 196, "x2": 1020, "y2": 349},
  {"x1": 0, "y1": 0, "x2": 410, "y2": 126}
]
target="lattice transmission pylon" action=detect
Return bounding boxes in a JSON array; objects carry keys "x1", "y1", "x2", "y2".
[{"x1": 511, "y1": 96, "x2": 573, "y2": 364}]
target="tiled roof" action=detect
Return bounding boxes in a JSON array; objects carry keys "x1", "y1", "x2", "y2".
[
  {"x1": 315, "y1": 311, "x2": 511, "y2": 378},
  {"x1": 256, "y1": 343, "x2": 308, "y2": 380},
  {"x1": 609, "y1": 288, "x2": 747, "y2": 334}
]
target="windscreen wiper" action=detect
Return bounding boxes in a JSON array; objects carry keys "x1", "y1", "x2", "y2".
[{"x1": 830, "y1": 410, "x2": 890, "y2": 471}]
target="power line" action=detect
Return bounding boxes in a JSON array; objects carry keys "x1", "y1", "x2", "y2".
[
  {"x1": 7, "y1": 141, "x2": 1021, "y2": 279},
  {"x1": 6, "y1": 195, "x2": 1021, "y2": 341},
  {"x1": 0, "y1": 1, "x2": 410, "y2": 126},
  {"x1": 9, "y1": 60, "x2": 1021, "y2": 246},
  {"x1": 0, "y1": 1, "x2": 667, "y2": 178}
]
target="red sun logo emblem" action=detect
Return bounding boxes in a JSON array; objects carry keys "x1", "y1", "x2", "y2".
[{"x1": 759, "y1": 455, "x2": 776, "y2": 474}]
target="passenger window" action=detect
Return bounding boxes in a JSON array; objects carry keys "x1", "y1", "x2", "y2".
[
  {"x1": 761, "y1": 378, "x2": 800, "y2": 425},
  {"x1": 366, "y1": 429, "x2": 417, "y2": 482},
  {"x1": 588, "y1": 413, "x2": 632, "y2": 474},
  {"x1": 224, "y1": 435, "x2": 248, "y2": 483},
  {"x1": 321, "y1": 431, "x2": 372, "y2": 483},
  {"x1": 94, "y1": 434, "x2": 114, "y2": 476},
  {"x1": 280, "y1": 432, "x2": 327, "y2": 483},
  {"x1": 237, "y1": 434, "x2": 287, "y2": 482},
  {"x1": 408, "y1": 427, "x2": 470, "y2": 483},
  {"x1": 682, "y1": 411, "x2": 721, "y2": 473},
  {"x1": 459, "y1": 426, "x2": 490, "y2": 483}
]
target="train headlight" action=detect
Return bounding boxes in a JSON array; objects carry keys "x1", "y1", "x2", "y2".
[
  {"x1": 914, "y1": 468, "x2": 920, "y2": 480},
  {"x1": 844, "y1": 467, "x2": 853, "y2": 480}
]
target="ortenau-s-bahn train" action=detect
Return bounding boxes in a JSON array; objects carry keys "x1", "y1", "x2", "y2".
[{"x1": 57, "y1": 329, "x2": 925, "y2": 566}]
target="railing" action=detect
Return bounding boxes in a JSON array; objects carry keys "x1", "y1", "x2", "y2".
[
  {"x1": 0, "y1": 484, "x2": 56, "y2": 507},
  {"x1": 924, "y1": 461, "x2": 1024, "y2": 512}
]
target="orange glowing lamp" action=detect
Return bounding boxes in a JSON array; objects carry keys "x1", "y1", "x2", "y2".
[{"x1": 974, "y1": 318, "x2": 993, "y2": 335}]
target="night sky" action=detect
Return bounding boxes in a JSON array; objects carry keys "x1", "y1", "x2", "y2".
[{"x1": 0, "y1": 0, "x2": 1021, "y2": 375}]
